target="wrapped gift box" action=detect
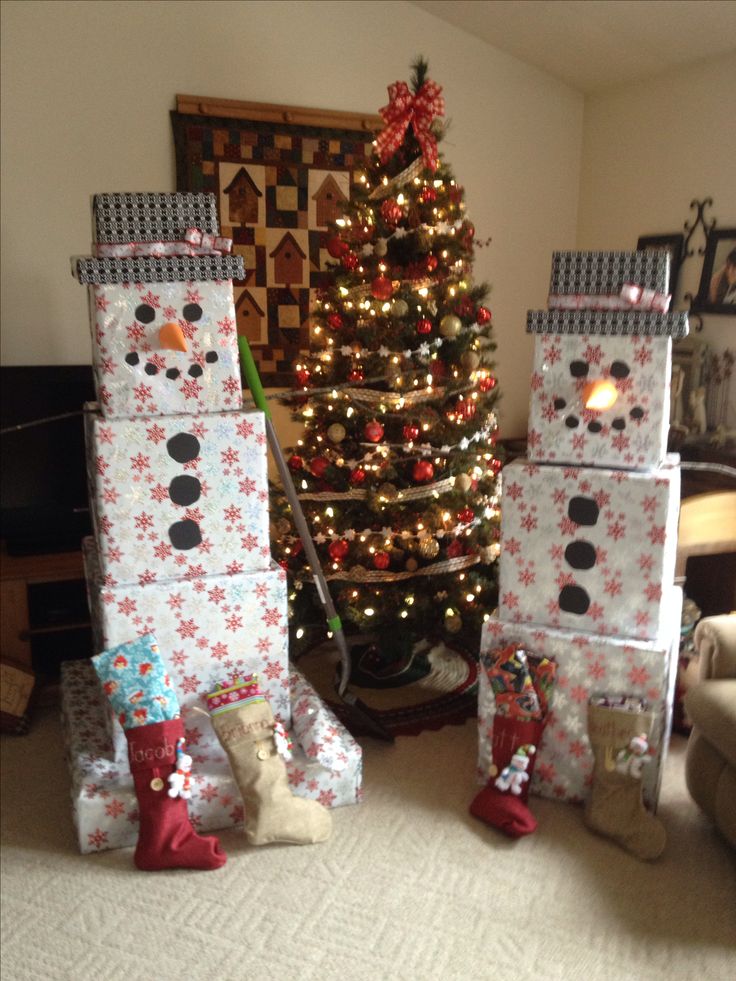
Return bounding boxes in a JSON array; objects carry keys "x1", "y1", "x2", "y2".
[
  {"x1": 82, "y1": 278, "x2": 243, "y2": 419},
  {"x1": 498, "y1": 457, "x2": 680, "y2": 644},
  {"x1": 477, "y1": 590, "x2": 681, "y2": 809},
  {"x1": 83, "y1": 538, "x2": 290, "y2": 760},
  {"x1": 526, "y1": 332, "x2": 673, "y2": 470},
  {"x1": 61, "y1": 658, "x2": 362, "y2": 855},
  {"x1": 84, "y1": 406, "x2": 270, "y2": 586}
]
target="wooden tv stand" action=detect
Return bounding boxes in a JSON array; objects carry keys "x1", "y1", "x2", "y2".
[{"x1": 0, "y1": 545, "x2": 88, "y2": 672}]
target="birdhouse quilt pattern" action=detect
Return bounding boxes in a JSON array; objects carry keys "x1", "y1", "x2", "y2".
[{"x1": 172, "y1": 106, "x2": 378, "y2": 385}]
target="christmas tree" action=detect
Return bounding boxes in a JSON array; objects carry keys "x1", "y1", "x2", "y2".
[{"x1": 274, "y1": 59, "x2": 502, "y2": 677}]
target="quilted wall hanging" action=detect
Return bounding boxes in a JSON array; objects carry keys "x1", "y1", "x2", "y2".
[{"x1": 172, "y1": 95, "x2": 380, "y2": 386}]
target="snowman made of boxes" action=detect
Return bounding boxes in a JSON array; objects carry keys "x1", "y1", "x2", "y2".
[
  {"x1": 63, "y1": 192, "x2": 361, "y2": 868},
  {"x1": 472, "y1": 250, "x2": 688, "y2": 859}
]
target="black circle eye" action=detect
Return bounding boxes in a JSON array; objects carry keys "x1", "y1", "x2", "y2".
[
  {"x1": 144, "y1": 362, "x2": 158, "y2": 375},
  {"x1": 125, "y1": 352, "x2": 140, "y2": 366},
  {"x1": 553, "y1": 397, "x2": 566, "y2": 410},
  {"x1": 565, "y1": 415, "x2": 580, "y2": 428},
  {"x1": 166, "y1": 368, "x2": 180, "y2": 380},
  {"x1": 610, "y1": 361, "x2": 630, "y2": 379},
  {"x1": 205, "y1": 351, "x2": 219, "y2": 363},
  {"x1": 570, "y1": 361, "x2": 589, "y2": 378},
  {"x1": 587, "y1": 421, "x2": 602, "y2": 433},
  {"x1": 630, "y1": 406, "x2": 644, "y2": 420},
  {"x1": 188, "y1": 364, "x2": 203, "y2": 378},
  {"x1": 612, "y1": 418, "x2": 626, "y2": 430},
  {"x1": 135, "y1": 304, "x2": 156, "y2": 324},
  {"x1": 182, "y1": 303, "x2": 203, "y2": 322}
]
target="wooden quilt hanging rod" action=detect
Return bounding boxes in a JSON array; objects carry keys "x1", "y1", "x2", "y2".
[{"x1": 176, "y1": 94, "x2": 382, "y2": 133}]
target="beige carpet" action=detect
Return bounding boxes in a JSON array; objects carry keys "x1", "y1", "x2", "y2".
[{"x1": 1, "y1": 707, "x2": 734, "y2": 981}]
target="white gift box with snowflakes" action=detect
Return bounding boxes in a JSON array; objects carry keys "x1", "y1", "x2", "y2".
[
  {"x1": 84, "y1": 406, "x2": 270, "y2": 586},
  {"x1": 498, "y1": 457, "x2": 680, "y2": 644},
  {"x1": 86, "y1": 279, "x2": 243, "y2": 419},
  {"x1": 83, "y1": 538, "x2": 290, "y2": 761},
  {"x1": 61, "y1": 659, "x2": 362, "y2": 855},
  {"x1": 477, "y1": 591, "x2": 680, "y2": 809},
  {"x1": 527, "y1": 333, "x2": 672, "y2": 470}
]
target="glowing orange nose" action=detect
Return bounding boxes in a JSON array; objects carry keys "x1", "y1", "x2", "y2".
[
  {"x1": 583, "y1": 379, "x2": 618, "y2": 411},
  {"x1": 159, "y1": 322, "x2": 188, "y2": 352}
]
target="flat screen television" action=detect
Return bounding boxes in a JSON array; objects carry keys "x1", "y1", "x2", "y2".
[{"x1": 1, "y1": 365, "x2": 96, "y2": 555}]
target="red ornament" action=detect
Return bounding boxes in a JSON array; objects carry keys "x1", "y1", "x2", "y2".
[
  {"x1": 449, "y1": 185, "x2": 464, "y2": 204},
  {"x1": 380, "y1": 198, "x2": 403, "y2": 226},
  {"x1": 310, "y1": 456, "x2": 330, "y2": 478},
  {"x1": 295, "y1": 368, "x2": 310, "y2": 386},
  {"x1": 425, "y1": 255, "x2": 438, "y2": 272},
  {"x1": 348, "y1": 367, "x2": 364, "y2": 383},
  {"x1": 457, "y1": 508, "x2": 475, "y2": 524},
  {"x1": 373, "y1": 552, "x2": 390, "y2": 570},
  {"x1": 349, "y1": 467, "x2": 366, "y2": 485},
  {"x1": 328, "y1": 539, "x2": 350, "y2": 561},
  {"x1": 290, "y1": 540, "x2": 304, "y2": 557},
  {"x1": 327, "y1": 312, "x2": 344, "y2": 330},
  {"x1": 491, "y1": 458, "x2": 503, "y2": 475},
  {"x1": 454, "y1": 399, "x2": 476, "y2": 421},
  {"x1": 446, "y1": 539, "x2": 464, "y2": 559},
  {"x1": 456, "y1": 295, "x2": 475, "y2": 318},
  {"x1": 352, "y1": 223, "x2": 373, "y2": 244},
  {"x1": 326, "y1": 236, "x2": 349, "y2": 259},
  {"x1": 478, "y1": 374, "x2": 497, "y2": 393},
  {"x1": 416, "y1": 317, "x2": 433, "y2": 335},
  {"x1": 476, "y1": 306, "x2": 492, "y2": 325},
  {"x1": 288, "y1": 455, "x2": 303, "y2": 471},
  {"x1": 341, "y1": 251, "x2": 359, "y2": 271},
  {"x1": 412, "y1": 460, "x2": 434, "y2": 483},
  {"x1": 364, "y1": 419, "x2": 384, "y2": 443},
  {"x1": 403, "y1": 421, "x2": 420, "y2": 441},
  {"x1": 371, "y1": 275, "x2": 394, "y2": 301},
  {"x1": 420, "y1": 186, "x2": 437, "y2": 204}
]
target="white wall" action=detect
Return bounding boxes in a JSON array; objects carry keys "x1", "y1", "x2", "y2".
[
  {"x1": 0, "y1": 0, "x2": 582, "y2": 440},
  {"x1": 578, "y1": 54, "x2": 736, "y2": 372}
]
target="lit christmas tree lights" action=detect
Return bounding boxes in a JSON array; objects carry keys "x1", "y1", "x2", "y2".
[{"x1": 273, "y1": 59, "x2": 503, "y2": 675}]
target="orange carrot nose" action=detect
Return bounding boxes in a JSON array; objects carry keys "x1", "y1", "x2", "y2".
[{"x1": 159, "y1": 322, "x2": 188, "y2": 352}]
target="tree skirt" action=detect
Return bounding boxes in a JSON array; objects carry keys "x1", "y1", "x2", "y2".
[{"x1": 293, "y1": 639, "x2": 478, "y2": 738}]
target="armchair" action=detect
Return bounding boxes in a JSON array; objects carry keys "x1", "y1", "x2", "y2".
[{"x1": 683, "y1": 614, "x2": 736, "y2": 848}]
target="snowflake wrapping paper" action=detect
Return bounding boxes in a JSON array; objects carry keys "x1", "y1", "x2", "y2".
[
  {"x1": 84, "y1": 406, "x2": 270, "y2": 586},
  {"x1": 86, "y1": 279, "x2": 242, "y2": 418},
  {"x1": 527, "y1": 333, "x2": 672, "y2": 470},
  {"x1": 477, "y1": 591, "x2": 681, "y2": 809},
  {"x1": 498, "y1": 457, "x2": 680, "y2": 644},
  {"x1": 61, "y1": 659, "x2": 363, "y2": 855},
  {"x1": 82, "y1": 538, "x2": 290, "y2": 761}
]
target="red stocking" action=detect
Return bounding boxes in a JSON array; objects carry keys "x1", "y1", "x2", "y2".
[
  {"x1": 126, "y1": 719, "x2": 226, "y2": 871},
  {"x1": 470, "y1": 715, "x2": 545, "y2": 839}
]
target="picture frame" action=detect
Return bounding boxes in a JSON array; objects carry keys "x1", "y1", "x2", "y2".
[
  {"x1": 694, "y1": 228, "x2": 736, "y2": 315},
  {"x1": 171, "y1": 95, "x2": 382, "y2": 386},
  {"x1": 636, "y1": 233, "x2": 684, "y2": 298}
]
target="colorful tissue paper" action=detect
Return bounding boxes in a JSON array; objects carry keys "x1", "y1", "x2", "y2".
[
  {"x1": 84, "y1": 407, "x2": 269, "y2": 586},
  {"x1": 498, "y1": 457, "x2": 680, "y2": 644},
  {"x1": 477, "y1": 588, "x2": 681, "y2": 809},
  {"x1": 61, "y1": 658, "x2": 363, "y2": 855}
]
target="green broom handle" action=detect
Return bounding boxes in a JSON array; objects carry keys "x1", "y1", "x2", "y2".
[{"x1": 238, "y1": 335, "x2": 272, "y2": 420}]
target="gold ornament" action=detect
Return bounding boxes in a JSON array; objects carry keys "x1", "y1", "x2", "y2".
[
  {"x1": 391, "y1": 298, "x2": 409, "y2": 317},
  {"x1": 374, "y1": 238, "x2": 388, "y2": 257},
  {"x1": 454, "y1": 473, "x2": 472, "y2": 492},
  {"x1": 440, "y1": 314, "x2": 462, "y2": 338},
  {"x1": 327, "y1": 422, "x2": 346, "y2": 443},
  {"x1": 461, "y1": 350, "x2": 480, "y2": 371},
  {"x1": 377, "y1": 482, "x2": 398, "y2": 502},
  {"x1": 479, "y1": 545, "x2": 496, "y2": 564},
  {"x1": 405, "y1": 557, "x2": 418, "y2": 572},
  {"x1": 418, "y1": 537, "x2": 440, "y2": 560}
]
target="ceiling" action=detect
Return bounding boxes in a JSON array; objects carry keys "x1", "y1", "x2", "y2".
[{"x1": 409, "y1": 0, "x2": 736, "y2": 93}]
